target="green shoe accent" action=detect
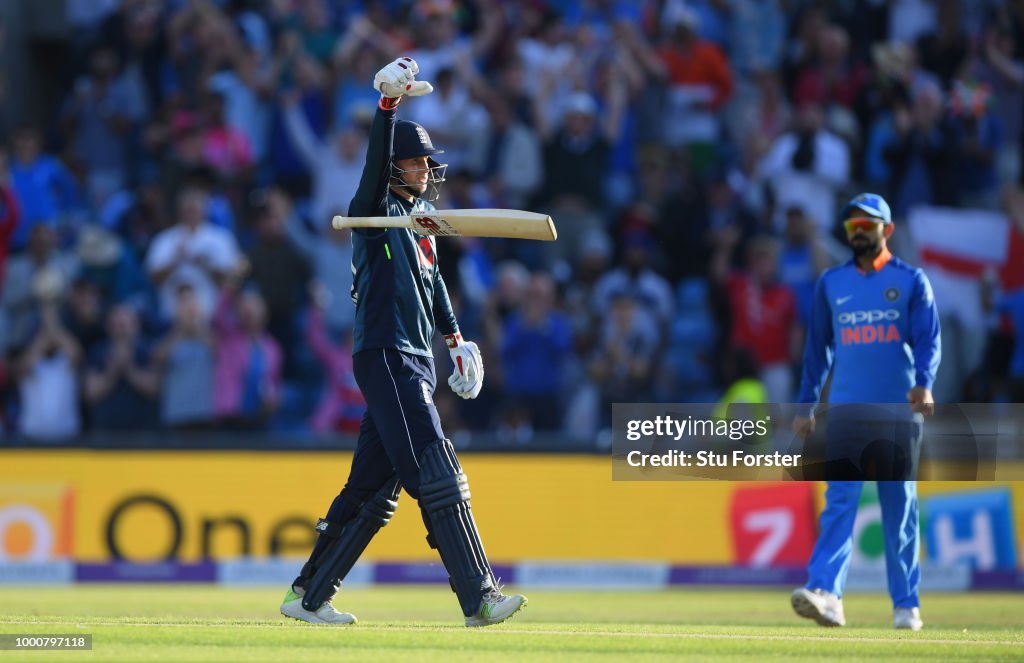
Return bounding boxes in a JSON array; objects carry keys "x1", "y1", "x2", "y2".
[{"x1": 282, "y1": 588, "x2": 301, "y2": 605}]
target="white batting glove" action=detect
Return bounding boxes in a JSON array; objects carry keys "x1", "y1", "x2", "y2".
[
  {"x1": 445, "y1": 333, "x2": 483, "y2": 399},
  {"x1": 373, "y1": 57, "x2": 433, "y2": 100}
]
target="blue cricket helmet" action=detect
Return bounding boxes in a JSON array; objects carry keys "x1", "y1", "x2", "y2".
[
  {"x1": 393, "y1": 120, "x2": 444, "y2": 161},
  {"x1": 841, "y1": 193, "x2": 891, "y2": 224}
]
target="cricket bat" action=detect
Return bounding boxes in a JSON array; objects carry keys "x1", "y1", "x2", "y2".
[{"x1": 331, "y1": 209, "x2": 557, "y2": 241}]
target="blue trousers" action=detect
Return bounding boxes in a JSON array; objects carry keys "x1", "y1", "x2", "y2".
[
  {"x1": 805, "y1": 481, "x2": 920, "y2": 608},
  {"x1": 345, "y1": 348, "x2": 446, "y2": 501}
]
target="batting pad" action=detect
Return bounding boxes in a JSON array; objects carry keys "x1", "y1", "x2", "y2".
[
  {"x1": 418, "y1": 439, "x2": 496, "y2": 616},
  {"x1": 302, "y1": 477, "x2": 401, "y2": 611}
]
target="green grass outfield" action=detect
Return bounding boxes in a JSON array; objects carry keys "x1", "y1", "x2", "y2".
[{"x1": 0, "y1": 586, "x2": 1021, "y2": 662}]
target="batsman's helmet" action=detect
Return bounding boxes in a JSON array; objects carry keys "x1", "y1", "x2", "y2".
[
  {"x1": 841, "y1": 192, "x2": 891, "y2": 224},
  {"x1": 392, "y1": 120, "x2": 447, "y2": 202}
]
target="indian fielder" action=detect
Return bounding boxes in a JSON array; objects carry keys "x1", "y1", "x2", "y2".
[
  {"x1": 790, "y1": 193, "x2": 941, "y2": 631},
  {"x1": 280, "y1": 57, "x2": 527, "y2": 626}
]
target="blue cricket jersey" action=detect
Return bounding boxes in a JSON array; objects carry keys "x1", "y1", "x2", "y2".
[
  {"x1": 797, "y1": 250, "x2": 941, "y2": 413},
  {"x1": 348, "y1": 104, "x2": 459, "y2": 357}
]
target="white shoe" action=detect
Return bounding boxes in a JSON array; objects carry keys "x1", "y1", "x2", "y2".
[
  {"x1": 791, "y1": 587, "x2": 846, "y2": 627},
  {"x1": 465, "y1": 588, "x2": 528, "y2": 627},
  {"x1": 280, "y1": 587, "x2": 357, "y2": 625},
  {"x1": 894, "y1": 607, "x2": 923, "y2": 631}
]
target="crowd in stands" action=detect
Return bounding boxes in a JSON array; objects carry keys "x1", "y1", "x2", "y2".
[{"x1": 3, "y1": 0, "x2": 1024, "y2": 443}]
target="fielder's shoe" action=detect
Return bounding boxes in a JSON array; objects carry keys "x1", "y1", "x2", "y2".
[
  {"x1": 465, "y1": 588, "x2": 528, "y2": 627},
  {"x1": 791, "y1": 587, "x2": 846, "y2": 627},
  {"x1": 894, "y1": 607, "x2": 923, "y2": 631},
  {"x1": 280, "y1": 586, "x2": 357, "y2": 625}
]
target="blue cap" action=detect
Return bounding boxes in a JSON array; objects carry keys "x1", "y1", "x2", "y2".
[{"x1": 841, "y1": 193, "x2": 891, "y2": 224}]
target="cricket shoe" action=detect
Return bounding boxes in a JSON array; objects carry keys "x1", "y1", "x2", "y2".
[
  {"x1": 280, "y1": 587, "x2": 357, "y2": 625},
  {"x1": 791, "y1": 587, "x2": 846, "y2": 627},
  {"x1": 894, "y1": 607, "x2": 923, "y2": 631},
  {"x1": 465, "y1": 588, "x2": 528, "y2": 627}
]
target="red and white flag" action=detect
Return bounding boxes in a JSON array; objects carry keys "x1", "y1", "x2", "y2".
[{"x1": 907, "y1": 206, "x2": 1014, "y2": 327}]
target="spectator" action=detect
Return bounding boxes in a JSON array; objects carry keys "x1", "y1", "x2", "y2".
[
  {"x1": 564, "y1": 230, "x2": 612, "y2": 356},
  {"x1": 15, "y1": 290, "x2": 82, "y2": 440},
  {"x1": 731, "y1": 68, "x2": 792, "y2": 164},
  {"x1": 729, "y1": 0, "x2": 786, "y2": 76},
  {"x1": 245, "y1": 188, "x2": 312, "y2": 374},
  {"x1": 475, "y1": 95, "x2": 543, "y2": 209},
  {"x1": 206, "y1": 48, "x2": 273, "y2": 166},
  {"x1": 268, "y1": 44, "x2": 330, "y2": 195},
  {"x1": 8, "y1": 126, "x2": 81, "y2": 252},
  {"x1": 296, "y1": 0, "x2": 338, "y2": 63},
  {"x1": 212, "y1": 286, "x2": 282, "y2": 429},
  {"x1": 882, "y1": 80, "x2": 959, "y2": 216},
  {"x1": 779, "y1": 206, "x2": 830, "y2": 326},
  {"x1": 652, "y1": 4, "x2": 732, "y2": 168},
  {"x1": 307, "y1": 290, "x2": 363, "y2": 434},
  {"x1": 713, "y1": 234, "x2": 800, "y2": 403},
  {"x1": 75, "y1": 224, "x2": 147, "y2": 305},
  {"x1": 282, "y1": 90, "x2": 367, "y2": 221},
  {"x1": 535, "y1": 92, "x2": 611, "y2": 227},
  {"x1": 406, "y1": 61, "x2": 491, "y2": 175},
  {"x1": 517, "y1": 11, "x2": 574, "y2": 100},
  {"x1": 973, "y1": 22, "x2": 1024, "y2": 187},
  {"x1": 498, "y1": 272, "x2": 572, "y2": 436},
  {"x1": 592, "y1": 231, "x2": 674, "y2": 333},
  {"x1": 151, "y1": 285, "x2": 215, "y2": 429},
  {"x1": 588, "y1": 292, "x2": 660, "y2": 428},
  {"x1": 793, "y1": 25, "x2": 868, "y2": 112},
  {"x1": 758, "y1": 101, "x2": 850, "y2": 237},
  {"x1": 2, "y1": 225, "x2": 79, "y2": 353},
  {"x1": 198, "y1": 89, "x2": 254, "y2": 187},
  {"x1": 145, "y1": 187, "x2": 242, "y2": 322},
  {"x1": 947, "y1": 80, "x2": 1004, "y2": 209},
  {"x1": 84, "y1": 304, "x2": 158, "y2": 431},
  {"x1": 330, "y1": 48, "x2": 389, "y2": 132},
  {"x1": 286, "y1": 209, "x2": 354, "y2": 336},
  {"x1": 916, "y1": 0, "x2": 969, "y2": 87},
  {"x1": 60, "y1": 46, "x2": 145, "y2": 206},
  {"x1": 408, "y1": 0, "x2": 502, "y2": 78},
  {"x1": 61, "y1": 277, "x2": 106, "y2": 361}
]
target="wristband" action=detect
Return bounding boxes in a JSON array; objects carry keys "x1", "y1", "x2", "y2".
[{"x1": 444, "y1": 332, "x2": 463, "y2": 348}]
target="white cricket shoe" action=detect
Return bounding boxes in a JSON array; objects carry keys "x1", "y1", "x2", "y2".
[
  {"x1": 894, "y1": 607, "x2": 923, "y2": 631},
  {"x1": 465, "y1": 588, "x2": 528, "y2": 627},
  {"x1": 280, "y1": 587, "x2": 357, "y2": 625},
  {"x1": 791, "y1": 587, "x2": 846, "y2": 627}
]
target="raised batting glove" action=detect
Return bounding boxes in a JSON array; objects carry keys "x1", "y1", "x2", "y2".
[
  {"x1": 373, "y1": 57, "x2": 433, "y2": 107},
  {"x1": 445, "y1": 333, "x2": 483, "y2": 399}
]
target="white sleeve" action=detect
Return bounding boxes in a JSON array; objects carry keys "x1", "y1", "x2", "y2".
[
  {"x1": 209, "y1": 228, "x2": 241, "y2": 271},
  {"x1": 145, "y1": 231, "x2": 176, "y2": 274},
  {"x1": 814, "y1": 134, "x2": 850, "y2": 186}
]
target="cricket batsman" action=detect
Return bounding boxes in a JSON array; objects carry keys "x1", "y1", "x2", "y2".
[
  {"x1": 280, "y1": 57, "x2": 527, "y2": 626},
  {"x1": 789, "y1": 193, "x2": 940, "y2": 631}
]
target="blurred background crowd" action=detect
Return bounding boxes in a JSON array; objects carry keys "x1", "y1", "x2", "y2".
[{"x1": 2, "y1": 0, "x2": 1024, "y2": 444}]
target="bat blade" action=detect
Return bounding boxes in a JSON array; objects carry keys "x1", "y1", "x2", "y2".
[{"x1": 333, "y1": 209, "x2": 558, "y2": 241}]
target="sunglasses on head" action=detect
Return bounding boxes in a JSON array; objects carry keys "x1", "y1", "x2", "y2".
[{"x1": 843, "y1": 217, "x2": 884, "y2": 233}]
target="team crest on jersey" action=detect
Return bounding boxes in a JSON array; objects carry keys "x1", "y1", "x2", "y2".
[{"x1": 885, "y1": 287, "x2": 900, "y2": 302}]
